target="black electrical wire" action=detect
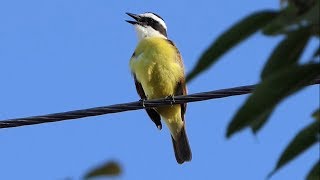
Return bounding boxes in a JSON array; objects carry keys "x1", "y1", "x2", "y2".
[{"x1": 1, "y1": 78, "x2": 319, "y2": 129}]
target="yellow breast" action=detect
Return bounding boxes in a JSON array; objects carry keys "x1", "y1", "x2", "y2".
[{"x1": 130, "y1": 37, "x2": 183, "y2": 99}]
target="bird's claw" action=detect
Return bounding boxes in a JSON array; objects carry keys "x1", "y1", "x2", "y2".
[
  {"x1": 166, "y1": 95, "x2": 175, "y2": 106},
  {"x1": 139, "y1": 98, "x2": 146, "y2": 108}
]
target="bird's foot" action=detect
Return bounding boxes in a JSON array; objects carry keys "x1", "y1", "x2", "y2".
[
  {"x1": 166, "y1": 95, "x2": 175, "y2": 106},
  {"x1": 139, "y1": 98, "x2": 146, "y2": 108}
]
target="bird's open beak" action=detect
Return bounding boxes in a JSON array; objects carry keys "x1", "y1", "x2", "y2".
[{"x1": 126, "y1": 12, "x2": 140, "y2": 25}]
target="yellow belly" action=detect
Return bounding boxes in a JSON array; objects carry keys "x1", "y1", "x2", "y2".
[
  {"x1": 130, "y1": 37, "x2": 184, "y2": 138},
  {"x1": 130, "y1": 37, "x2": 183, "y2": 99}
]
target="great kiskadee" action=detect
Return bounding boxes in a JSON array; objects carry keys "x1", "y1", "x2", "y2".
[{"x1": 126, "y1": 12, "x2": 192, "y2": 164}]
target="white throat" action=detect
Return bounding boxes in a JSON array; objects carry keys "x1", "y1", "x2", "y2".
[{"x1": 134, "y1": 24, "x2": 167, "y2": 41}]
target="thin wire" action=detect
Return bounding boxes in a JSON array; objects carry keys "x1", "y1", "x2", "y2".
[{"x1": 1, "y1": 78, "x2": 319, "y2": 129}]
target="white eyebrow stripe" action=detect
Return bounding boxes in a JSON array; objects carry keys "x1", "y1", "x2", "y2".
[{"x1": 141, "y1": 13, "x2": 167, "y2": 30}]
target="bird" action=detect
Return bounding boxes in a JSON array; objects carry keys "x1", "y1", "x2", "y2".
[{"x1": 126, "y1": 12, "x2": 192, "y2": 164}]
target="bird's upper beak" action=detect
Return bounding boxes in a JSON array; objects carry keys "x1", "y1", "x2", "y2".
[{"x1": 126, "y1": 12, "x2": 141, "y2": 25}]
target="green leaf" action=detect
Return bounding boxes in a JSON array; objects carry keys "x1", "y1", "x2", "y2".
[
  {"x1": 186, "y1": 10, "x2": 279, "y2": 82},
  {"x1": 85, "y1": 161, "x2": 121, "y2": 179},
  {"x1": 313, "y1": 47, "x2": 320, "y2": 58},
  {"x1": 263, "y1": 0, "x2": 320, "y2": 35},
  {"x1": 262, "y1": 4, "x2": 299, "y2": 35},
  {"x1": 226, "y1": 63, "x2": 320, "y2": 137},
  {"x1": 268, "y1": 120, "x2": 320, "y2": 177},
  {"x1": 250, "y1": 107, "x2": 274, "y2": 134},
  {"x1": 312, "y1": 109, "x2": 320, "y2": 121},
  {"x1": 306, "y1": 160, "x2": 320, "y2": 180},
  {"x1": 261, "y1": 27, "x2": 311, "y2": 79},
  {"x1": 301, "y1": 0, "x2": 320, "y2": 26}
]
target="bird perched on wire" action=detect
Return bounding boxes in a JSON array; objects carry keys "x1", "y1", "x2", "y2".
[{"x1": 126, "y1": 12, "x2": 192, "y2": 164}]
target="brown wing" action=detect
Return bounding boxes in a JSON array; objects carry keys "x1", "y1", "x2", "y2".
[
  {"x1": 133, "y1": 75, "x2": 162, "y2": 129},
  {"x1": 167, "y1": 39, "x2": 187, "y2": 120},
  {"x1": 175, "y1": 78, "x2": 187, "y2": 121}
]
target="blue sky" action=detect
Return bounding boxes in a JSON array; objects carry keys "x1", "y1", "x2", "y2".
[{"x1": 0, "y1": 0, "x2": 318, "y2": 180}]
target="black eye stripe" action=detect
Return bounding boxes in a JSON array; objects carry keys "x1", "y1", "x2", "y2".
[
  {"x1": 140, "y1": 16, "x2": 167, "y2": 37},
  {"x1": 141, "y1": 17, "x2": 157, "y2": 23}
]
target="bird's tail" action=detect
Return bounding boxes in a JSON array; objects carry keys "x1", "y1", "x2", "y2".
[{"x1": 171, "y1": 125, "x2": 192, "y2": 164}]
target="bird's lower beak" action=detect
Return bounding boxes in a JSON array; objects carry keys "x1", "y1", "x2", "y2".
[{"x1": 126, "y1": 12, "x2": 140, "y2": 25}]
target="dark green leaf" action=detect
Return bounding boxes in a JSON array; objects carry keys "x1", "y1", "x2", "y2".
[
  {"x1": 85, "y1": 161, "x2": 121, "y2": 179},
  {"x1": 263, "y1": 0, "x2": 319, "y2": 35},
  {"x1": 306, "y1": 160, "x2": 320, "y2": 180},
  {"x1": 262, "y1": 4, "x2": 299, "y2": 35},
  {"x1": 226, "y1": 63, "x2": 320, "y2": 137},
  {"x1": 268, "y1": 120, "x2": 320, "y2": 177},
  {"x1": 312, "y1": 109, "x2": 320, "y2": 121},
  {"x1": 186, "y1": 10, "x2": 279, "y2": 82},
  {"x1": 261, "y1": 27, "x2": 311, "y2": 79},
  {"x1": 301, "y1": 0, "x2": 320, "y2": 26},
  {"x1": 313, "y1": 47, "x2": 320, "y2": 58},
  {"x1": 250, "y1": 107, "x2": 274, "y2": 134}
]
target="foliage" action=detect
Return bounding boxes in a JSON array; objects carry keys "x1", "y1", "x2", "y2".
[
  {"x1": 84, "y1": 161, "x2": 122, "y2": 179},
  {"x1": 226, "y1": 63, "x2": 320, "y2": 137},
  {"x1": 186, "y1": 10, "x2": 278, "y2": 82},
  {"x1": 268, "y1": 118, "x2": 319, "y2": 178},
  {"x1": 187, "y1": 0, "x2": 319, "y2": 178}
]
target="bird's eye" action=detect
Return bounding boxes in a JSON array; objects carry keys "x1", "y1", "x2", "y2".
[
  {"x1": 144, "y1": 18, "x2": 155, "y2": 24},
  {"x1": 140, "y1": 18, "x2": 146, "y2": 22}
]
